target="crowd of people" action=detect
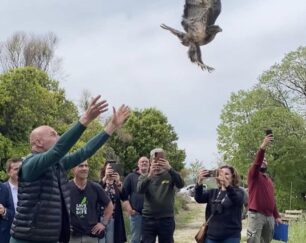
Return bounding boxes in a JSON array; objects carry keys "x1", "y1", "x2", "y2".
[{"x1": 0, "y1": 95, "x2": 282, "y2": 243}]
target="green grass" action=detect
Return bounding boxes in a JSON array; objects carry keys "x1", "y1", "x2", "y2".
[
  {"x1": 123, "y1": 212, "x2": 131, "y2": 241},
  {"x1": 241, "y1": 220, "x2": 306, "y2": 243},
  {"x1": 174, "y1": 197, "x2": 201, "y2": 229}
]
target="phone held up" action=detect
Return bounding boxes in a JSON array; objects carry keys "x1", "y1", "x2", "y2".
[
  {"x1": 107, "y1": 160, "x2": 123, "y2": 176},
  {"x1": 265, "y1": 128, "x2": 273, "y2": 136},
  {"x1": 205, "y1": 169, "x2": 218, "y2": 178},
  {"x1": 154, "y1": 151, "x2": 165, "y2": 162}
]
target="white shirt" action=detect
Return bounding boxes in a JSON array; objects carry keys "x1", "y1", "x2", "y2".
[{"x1": 8, "y1": 181, "x2": 18, "y2": 212}]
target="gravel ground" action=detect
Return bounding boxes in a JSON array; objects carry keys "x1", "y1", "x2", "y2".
[{"x1": 173, "y1": 202, "x2": 248, "y2": 243}]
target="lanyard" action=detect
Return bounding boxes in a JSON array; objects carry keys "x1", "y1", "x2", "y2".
[{"x1": 215, "y1": 189, "x2": 227, "y2": 203}]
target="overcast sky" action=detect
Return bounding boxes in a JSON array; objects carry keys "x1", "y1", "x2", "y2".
[{"x1": 1, "y1": 0, "x2": 305, "y2": 167}]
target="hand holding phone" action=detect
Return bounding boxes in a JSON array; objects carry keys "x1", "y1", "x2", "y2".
[
  {"x1": 110, "y1": 163, "x2": 123, "y2": 176},
  {"x1": 261, "y1": 129, "x2": 274, "y2": 149},
  {"x1": 206, "y1": 170, "x2": 218, "y2": 178},
  {"x1": 154, "y1": 152, "x2": 165, "y2": 162},
  {"x1": 198, "y1": 169, "x2": 210, "y2": 184}
]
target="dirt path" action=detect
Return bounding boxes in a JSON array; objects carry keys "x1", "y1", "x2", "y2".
[
  {"x1": 174, "y1": 202, "x2": 205, "y2": 243},
  {"x1": 174, "y1": 201, "x2": 248, "y2": 243}
]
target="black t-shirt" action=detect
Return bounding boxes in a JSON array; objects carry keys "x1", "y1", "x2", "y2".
[{"x1": 68, "y1": 180, "x2": 110, "y2": 235}]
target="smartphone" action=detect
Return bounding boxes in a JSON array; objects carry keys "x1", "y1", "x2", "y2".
[
  {"x1": 205, "y1": 170, "x2": 217, "y2": 177},
  {"x1": 154, "y1": 152, "x2": 164, "y2": 161},
  {"x1": 108, "y1": 161, "x2": 123, "y2": 176},
  {"x1": 265, "y1": 128, "x2": 273, "y2": 136}
]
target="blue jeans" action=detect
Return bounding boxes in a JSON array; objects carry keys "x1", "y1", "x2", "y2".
[
  {"x1": 130, "y1": 213, "x2": 142, "y2": 243},
  {"x1": 99, "y1": 218, "x2": 115, "y2": 243},
  {"x1": 141, "y1": 217, "x2": 175, "y2": 243},
  {"x1": 205, "y1": 238, "x2": 240, "y2": 243}
]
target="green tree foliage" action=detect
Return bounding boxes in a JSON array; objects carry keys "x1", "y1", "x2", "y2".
[
  {"x1": 107, "y1": 108, "x2": 186, "y2": 174},
  {"x1": 0, "y1": 67, "x2": 78, "y2": 177},
  {"x1": 218, "y1": 88, "x2": 282, "y2": 164},
  {"x1": 189, "y1": 159, "x2": 204, "y2": 183},
  {"x1": 217, "y1": 46, "x2": 306, "y2": 210},
  {"x1": 218, "y1": 89, "x2": 306, "y2": 210},
  {"x1": 259, "y1": 46, "x2": 306, "y2": 115}
]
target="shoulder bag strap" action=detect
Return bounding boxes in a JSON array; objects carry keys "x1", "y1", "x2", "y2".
[{"x1": 205, "y1": 214, "x2": 214, "y2": 226}]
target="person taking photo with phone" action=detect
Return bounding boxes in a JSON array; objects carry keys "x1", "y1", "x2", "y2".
[
  {"x1": 137, "y1": 148, "x2": 185, "y2": 243},
  {"x1": 247, "y1": 133, "x2": 282, "y2": 243},
  {"x1": 99, "y1": 161, "x2": 126, "y2": 243},
  {"x1": 195, "y1": 165, "x2": 244, "y2": 243}
]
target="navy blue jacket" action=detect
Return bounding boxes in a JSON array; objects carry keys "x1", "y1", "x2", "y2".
[
  {"x1": 3, "y1": 182, "x2": 15, "y2": 213},
  {"x1": 0, "y1": 182, "x2": 14, "y2": 243}
]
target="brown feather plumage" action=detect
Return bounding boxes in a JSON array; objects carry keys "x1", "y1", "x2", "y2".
[{"x1": 161, "y1": 0, "x2": 222, "y2": 72}]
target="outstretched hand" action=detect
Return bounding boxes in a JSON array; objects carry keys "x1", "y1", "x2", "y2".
[
  {"x1": 79, "y1": 95, "x2": 108, "y2": 126},
  {"x1": 111, "y1": 105, "x2": 130, "y2": 127},
  {"x1": 104, "y1": 105, "x2": 130, "y2": 135}
]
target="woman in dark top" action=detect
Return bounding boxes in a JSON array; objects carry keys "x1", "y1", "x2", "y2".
[
  {"x1": 99, "y1": 161, "x2": 127, "y2": 243},
  {"x1": 195, "y1": 165, "x2": 244, "y2": 243}
]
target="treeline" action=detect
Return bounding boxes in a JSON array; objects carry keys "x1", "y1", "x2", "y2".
[
  {"x1": 1, "y1": 32, "x2": 305, "y2": 211},
  {"x1": 217, "y1": 46, "x2": 306, "y2": 210},
  {"x1": 0, "y1": 32, "x2": 186, "y2": 181}
]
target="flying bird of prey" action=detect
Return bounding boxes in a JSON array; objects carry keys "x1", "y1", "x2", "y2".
[{"x1": 161, "y1": 0, "x2": 222, "y2": 72}]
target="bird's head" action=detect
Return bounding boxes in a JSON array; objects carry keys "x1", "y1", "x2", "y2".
[{"x1": 208, "y1": 25, "x2": 222, "y2": 35}]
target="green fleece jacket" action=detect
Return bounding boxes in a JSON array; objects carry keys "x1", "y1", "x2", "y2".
[{"x1": 137, "y1": 168, "x2": 184, "y2": 218}]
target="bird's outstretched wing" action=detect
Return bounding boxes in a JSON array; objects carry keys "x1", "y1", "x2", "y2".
[
  {"x1": 181, "y1": 0, "x2": 221, "y2": 32},
  {"x1": 160, "y1": 24, "x2": 187, "y2": 43},
  {"x1": 181, "y1": 0, "x2": 209, "y2": 32},
  {"x1": 206, "y1": 0, "x2": 221, "y2": 26}
]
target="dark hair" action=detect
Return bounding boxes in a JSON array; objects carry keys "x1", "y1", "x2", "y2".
[
  {"x1": 219, "y1": 165, "x2": 241, "y2": 187},
  {"x1": 6, "y1": 158, "x2": 22, "y2": 172}
]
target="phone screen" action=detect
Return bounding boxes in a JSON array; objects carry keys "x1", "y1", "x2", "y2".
[
  {"x1": 205, "y1": 170, "x2": 217, "y2": 177},
  {"x1": 154, "y1": 152, "x2": 164, "y2": 161},
  {"x1": 110, "y1": 163, "x2": 123, "y2": 176},
  {"x1": 265, "y1": 129, "x2": 273, "y2": 136}
]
